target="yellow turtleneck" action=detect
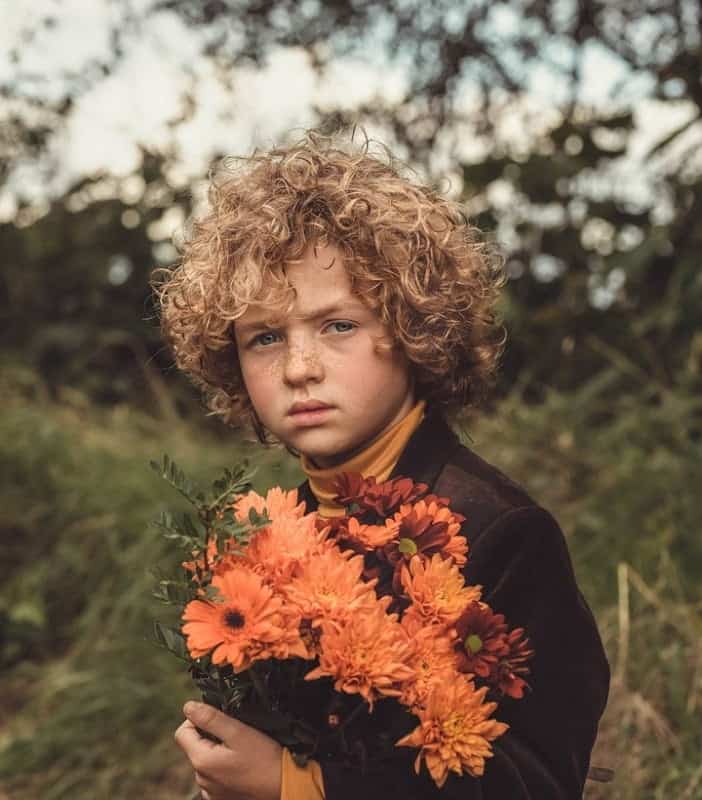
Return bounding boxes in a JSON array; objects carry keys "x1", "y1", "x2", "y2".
[
  {"x1": 280, "y1": 748, "x2": 325, "y2": 800},
  {"x1": 280, "y1": 399, "x2": 427, "y2": 800}
]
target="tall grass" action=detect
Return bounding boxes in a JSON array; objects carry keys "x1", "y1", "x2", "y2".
[{"x1": 1, "y1": 365, "x2": 700, "y2": 798}]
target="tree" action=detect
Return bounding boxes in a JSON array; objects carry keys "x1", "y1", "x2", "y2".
[{"x1": 1, "y1": 0, "x2": 700, "y2": 406}]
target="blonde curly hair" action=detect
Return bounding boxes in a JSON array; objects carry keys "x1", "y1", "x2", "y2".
[{"x1": 153, "y1": 128, "x2": 506, "y2": 440}]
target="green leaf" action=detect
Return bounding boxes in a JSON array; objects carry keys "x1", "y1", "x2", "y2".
[
  {"x1": 152, "y1": 509, "x2": 202, "y2": 550},
  {"x1": 151, "y1": 453, "x2": 200, "y2": 505},
  {"x1": 248, "y1": 507, "x2": 269, "y2": 528},
  {"x1": 152, "y1": 579, "x2": 193, "y2": 605},
  {"x1": 151, "y1": 621, "x2": 189, "y2": 661}
]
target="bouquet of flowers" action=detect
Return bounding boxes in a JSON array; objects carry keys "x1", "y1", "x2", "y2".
[{"x1": 151, "y1": 457, "x2": 533, "y2": 788}]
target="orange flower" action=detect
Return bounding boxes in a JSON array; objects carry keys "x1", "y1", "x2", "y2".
[
  {"x1": 383, "y1": 499, "x2": 468, "y2": 592},
  {"x1": 401, "y1": 553, "x2": 482, "y2": 627},
  {"x1": 181, "y1": 564, "x2": 309, "y2": 670},
  {"x1": 443, "y1": 532, "x2": 469, "y2": 567},
  {"x1": 315, "y1": 514, "x2": 349, "y2": 539},
  {"x1": 182, "y1": 537, "x2": 246, "y2": 582},
  {"x1": 396, "y1": 498, "x2": 468, "y2": 565},
  {"x1": 396, "y1": 681, "x2": 508, "y2": 786},
  {"x1": 283, "y1": 549, "x2": 378, "y2": 631},
  {"x1": 244, "y1": 513, "x2": 333, "y2": 586},
  {"x1": 342, "y1": 516, "x2": 400, "y2": 551},
  {"x1": 182, "y1": 537, "x2": 219, "y2": 579},
  {"x1": 399, "y1": 615, "x2": 460, "y2": 708},
  {"x1": 304, "y1": 599, "x2": 415, "y2": 709},
  {"x1": 233, "y1": 486, "x2": 306, "y2": 524}
]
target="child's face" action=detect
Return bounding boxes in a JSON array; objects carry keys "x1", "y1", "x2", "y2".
[{"x1": 234, "y1": 243, "x2": 415, "y2": 466}]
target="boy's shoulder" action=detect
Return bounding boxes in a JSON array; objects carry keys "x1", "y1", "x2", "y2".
[
  {"x1": 434, "y1": 441, "x2": 540, "y2": 535},
  {"x1": 394, "y1": 408, "x2": 544, "y2": 537},
  {"x1": 434, "y1": 442, "x2": 576, "y2": 589}
]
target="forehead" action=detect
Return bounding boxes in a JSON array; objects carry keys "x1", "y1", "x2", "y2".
[
  {"x1": 286, "y1": 242, "x2": 353, "y2": 297},
  {"x1": 236, "y1": 243, "x2": 371, "y2": 329}
]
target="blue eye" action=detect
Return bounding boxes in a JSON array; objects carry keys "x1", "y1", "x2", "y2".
[
  {"x1": 252, "y1": 331, "x2": 281, "y2": 347},
  {"x1": 327, "y1": 321, "x2": 356, "y2": 333}
]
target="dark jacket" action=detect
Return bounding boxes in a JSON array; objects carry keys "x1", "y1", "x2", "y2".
[{"x1": 297, "y1": 408, "x2": 610, "y2": 799}]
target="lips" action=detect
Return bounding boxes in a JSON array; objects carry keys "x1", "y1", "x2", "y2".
[
  {"x1": 286, "y1": 401, "x2": 335, "y2": 428},
  {"x1": 287, "y1": 400, "x2": 333, "y2": 415}
]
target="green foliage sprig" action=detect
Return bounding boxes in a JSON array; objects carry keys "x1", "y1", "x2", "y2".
[
  {"x1": 149, "y1": 455, "x2": 274, "y2": 727},
  {"x1": 149, "y1": 453, "x2": 266, "y2": 569}
]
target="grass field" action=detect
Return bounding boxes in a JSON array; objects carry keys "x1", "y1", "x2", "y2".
[{"x1": 1, "y1": 373, "x2": 700, "y2": 799}]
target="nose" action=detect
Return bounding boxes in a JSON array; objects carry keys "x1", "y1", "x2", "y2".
[{"x1": 282, "y1": 339, "x2": 324, "y2": 386}]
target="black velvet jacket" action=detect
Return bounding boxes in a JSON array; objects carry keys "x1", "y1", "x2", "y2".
[{"x1": 297, "y1": 408, "x2": 610, "y2": 800}]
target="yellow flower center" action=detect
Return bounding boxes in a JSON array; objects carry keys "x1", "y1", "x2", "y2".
[
  {"x1": 443, "y1": 711, "x2": 464, "y2": 738},
  {"x1": 464, "y1": 633, "x2": 483, "y2": 654},
  {"x1": 398, "y1": 538, "x2": 418, "y2": 556}
]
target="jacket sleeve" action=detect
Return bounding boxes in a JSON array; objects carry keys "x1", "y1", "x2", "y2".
[{"x1": 321, "y1": 505, "x2": 610, "y2": 800}]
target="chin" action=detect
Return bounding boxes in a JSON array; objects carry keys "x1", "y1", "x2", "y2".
[{"x1": 288, "y1": 431, "x2": 357, "y2": 463}]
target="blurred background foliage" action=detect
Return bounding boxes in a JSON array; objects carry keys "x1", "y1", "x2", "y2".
[{"x1": 1, "y1": 1, "x2": 701, "y2": 798}]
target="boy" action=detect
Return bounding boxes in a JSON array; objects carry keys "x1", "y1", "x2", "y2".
[{"x1": 157, "y1": 129, "x2": 610, "y2": 799}]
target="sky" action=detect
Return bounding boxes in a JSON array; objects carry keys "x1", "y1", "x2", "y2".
[
  {"x1": 1, "y1": 0, "x2": 700, "y2": 224},
  {"x1": 0, "y1": 0, "x2": 409, "y2": 212}
]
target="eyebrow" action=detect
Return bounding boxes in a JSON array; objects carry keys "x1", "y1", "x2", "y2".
[{"x1": 236, "y1": 301, "x2": 367, "y2": 336}]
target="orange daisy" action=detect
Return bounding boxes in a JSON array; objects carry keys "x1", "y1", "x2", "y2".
[
  {"x1": 282, "y1": 549, "x2": 378, "y2": 631},
  {"x1": 399, "y1": 615, "x2": 460, "y2": 708},
  {"x1": 400, "y1": 553, "x2": 482, "y2": 627},
  {"x1": 244, "y1": 513, "x2": 333, "y2": 586},
  {"x1": 181, "y1": 564, "x2": 309, "y2": 670},
  {"x1": 396, "y1": 681, "x2": 508, "y2": 787},
  {"x1": 233, "y1": 486, "x2": 306, "y2": 524},
  {"x1": 341, "y1": 516, "x2": 400, "y2": 551},
  {"x1": 304, "y1": 598, "x2": 415, "y2": 709}
]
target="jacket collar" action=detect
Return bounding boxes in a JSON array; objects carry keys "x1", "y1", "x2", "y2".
[{"x1": 296, "y1": 406, "x2": 461, "y2": 512}]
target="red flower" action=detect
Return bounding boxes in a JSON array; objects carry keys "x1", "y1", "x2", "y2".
[
  {"x1": 492, "y1": 628, "x2": 534, "y2": 699},
  {"x1": 453, "y1": 602, "x2": 509, "y2": 678},
  {"x1": 333, "y1": 472, "x2": 429, "y2": 517},
  {"x1": 453, "y1": 602, "x2": 534, "y2": 698},
  {"x1": 383, "y1": 500, "x2": 463, "y2": 592},
  {"x1": 331, "y1": 472, "x2": 368, "y2": 508},
  {"x1": 315, "y1": 514, "x2": 349, "y2": 540}
]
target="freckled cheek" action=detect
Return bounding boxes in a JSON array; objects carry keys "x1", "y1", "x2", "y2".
[{"x1": 240, "y1": 355, "x2": 286, "y2": 411}]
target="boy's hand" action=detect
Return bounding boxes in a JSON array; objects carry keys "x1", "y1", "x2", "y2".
[{"x1": 175, "y1": 701, "x2": 282, "y2": 800}]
